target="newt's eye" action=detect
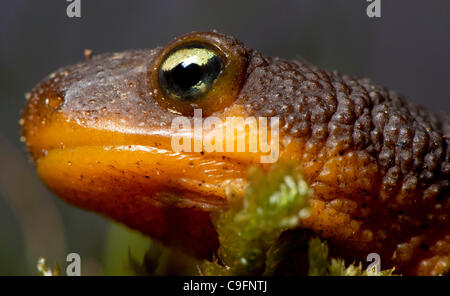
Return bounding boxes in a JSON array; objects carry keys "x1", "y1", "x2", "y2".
[
  {"x1": 158, "y1": 45, "x2": 222, "y2": 101},
  {"x1": 148, "y1": 32, "x2": 249, "y2": 116}
]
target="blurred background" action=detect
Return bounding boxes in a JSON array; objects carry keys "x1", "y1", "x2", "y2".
[{"x1": 0, "y1": 0, "x2": 449, "y2": 275}]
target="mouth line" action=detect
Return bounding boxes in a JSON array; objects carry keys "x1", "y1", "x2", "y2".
[
  {"x1": 35, "y1": 143, "x2": 248, "y2": 210},
  {"x1": 39, "y1": 143, "x2": 252, "y2": 165}
]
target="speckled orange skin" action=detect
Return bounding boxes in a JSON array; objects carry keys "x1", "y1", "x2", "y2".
[{"x1": 21, "y1": 32, "x2": 449, "y2": 275}]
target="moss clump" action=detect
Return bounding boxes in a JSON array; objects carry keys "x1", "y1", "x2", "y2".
[
  {"x1": 36, "y1": 257, "x2": 61, "y2": 276},
  {"x1": 201, "y1": 161, "x2": 312, "y2": 275},
  {"x1": 308, "y1": 237, "x2": 396, "y2": 276}
]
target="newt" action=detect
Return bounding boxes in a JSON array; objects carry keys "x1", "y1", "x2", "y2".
[{"x1": 21, "y1": 32, "x2": 449, "y2": 275}]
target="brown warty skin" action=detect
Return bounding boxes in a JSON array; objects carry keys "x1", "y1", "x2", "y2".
[{"x1": 21, "y1": 32, "x2": 449, "y2": 275}]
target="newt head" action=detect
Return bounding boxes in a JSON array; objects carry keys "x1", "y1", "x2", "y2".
[
  {"x1": 21, "y1": 32, "x2": 450, "y2": 275},
  {"x1": 20, "y1": 32, "x2": 276, "y2": 258}
]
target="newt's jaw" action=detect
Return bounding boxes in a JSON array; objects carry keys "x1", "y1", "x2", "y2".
[
  {"x1": 23, "y1": 102, "x2": 275, "y2": 206},
  {"x1": 23, "y1": 111, "x2": 258, "y2": 257},
  {"x1": 34, "y1": 128, "x2": 251, "y2": 205}
]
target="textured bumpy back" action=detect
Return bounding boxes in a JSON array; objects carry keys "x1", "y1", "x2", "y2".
[
  {"x1": 240, "y1": 54, "x2": 449, "y2": 207},
  {"x1": 237, "y1": 53, "x2": 449, "y2": 274}
]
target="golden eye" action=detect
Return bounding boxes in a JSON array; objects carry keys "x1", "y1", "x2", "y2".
[
  {"x1": 148, "y1": 32, "x2": 249, "y2": 116},
  {"x1": 158, "y1": 45, "x2": 222, "y2": 102}
]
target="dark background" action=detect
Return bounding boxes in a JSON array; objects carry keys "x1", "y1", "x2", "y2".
[{"x1": 0, "y1": 0, "x2": 449, "y2": 275}]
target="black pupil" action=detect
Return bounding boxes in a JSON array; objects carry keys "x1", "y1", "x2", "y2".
[
  {"x1": 159, "y1": 46, "x2": 222, "y2": 101},
  {"x1": 172, "y1": 63, "x2": 202, "y2": 90}
]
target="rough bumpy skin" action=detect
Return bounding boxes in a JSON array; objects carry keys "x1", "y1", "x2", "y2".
[
  {"x1": 21, "y1": 32, "x2": 449, "y2": 275},
  {"x1": 237, "y1": 54, "x2": 450, "y2": 275}
]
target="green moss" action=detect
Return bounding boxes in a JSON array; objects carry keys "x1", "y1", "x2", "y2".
[
  {"x1": 308, "y1": 237, "x2": 396, "y2": 276},
  {"x1": 36, "y1": 257, "x2": 61, "y2": 276},
  {"x1": 202, "y1": 161, "x2": 312, "y2": 275},
  {"x1": 307, "y1": 237, "x2": 329, "y2": 276}
]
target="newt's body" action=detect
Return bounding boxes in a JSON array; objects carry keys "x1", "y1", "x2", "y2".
[{"x1": 21, "y1": 32, "x2": 449, "y2": 275}]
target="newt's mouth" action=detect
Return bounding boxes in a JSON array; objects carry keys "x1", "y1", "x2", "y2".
[
  {"x1": 22, "y1": 113, "x2": 254, "y2": 257},
  {"x1": 24, "y1": 115, "x2": 251, "y2": 210}
]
